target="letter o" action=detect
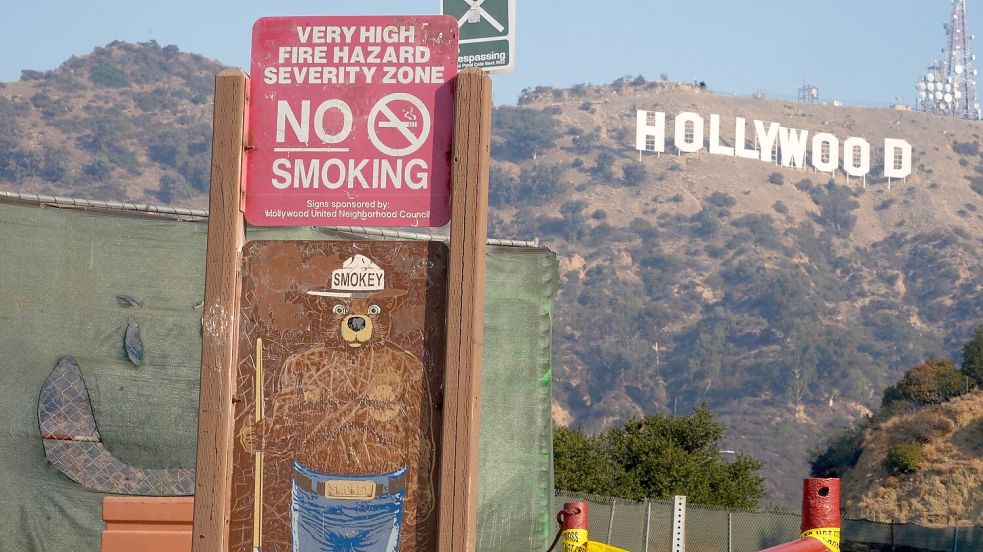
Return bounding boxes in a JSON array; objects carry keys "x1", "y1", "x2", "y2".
[
  {"x1": 314, "y1": 100, "x2": 353, "y2": 144},
  {"x1": 674, "y1": 112, "x2": 704, "y2": 154}
]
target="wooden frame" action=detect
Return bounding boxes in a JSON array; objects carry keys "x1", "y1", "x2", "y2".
[
  {"x1": 437, "y1": 68, "x2": 492, "y2": 552},
  {"x1": 192, "y1": 69, "x2": 248, "y2": 552},
  {"x1": 191, "y1": 67, "x2": 492, "y2": 552}
]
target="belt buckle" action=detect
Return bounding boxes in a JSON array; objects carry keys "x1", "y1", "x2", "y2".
[{"x1": 323, "y1": 479, "x2": 377, "y2": 500}]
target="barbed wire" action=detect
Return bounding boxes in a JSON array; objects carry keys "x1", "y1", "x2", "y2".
[{"x1": 0, "y1": 190, "x2": 540, "y2": 248}]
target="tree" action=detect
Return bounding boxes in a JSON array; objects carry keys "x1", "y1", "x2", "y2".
[
  {"x1": 157, "y1": 173, "x2": 194, "y2": 203},
  {"x1": 492, "y1": 106, "x2": 560, "y2": 160},
  {"x1": 592, "y1": 151, "x2": 616, "y2": 181},
  {"x1": 554, "y1": 406, "x2": 764, "y2": 508},
  {"x1": 882, "y1": 357, "x2": 965, "y2": 406},
  {"x1": 811, "y1": 183, "x2": 859, "y2": 236},
  {"x1": 553, "y1": 426, "x2": 631, "y2": 497},
  {"x1": 962, "y1": 324, "x2": 983, "y2": 386},
  {"x1": 89, "y1": 62, "x2": 130, "y2": 88},
  {"x1": 622, "y1": 161, "x2": 648, "y2": 186}
]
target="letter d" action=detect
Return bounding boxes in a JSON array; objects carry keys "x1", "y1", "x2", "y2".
[{"x1": 884, "y1": 139, "x2": 912, "y2": 179}]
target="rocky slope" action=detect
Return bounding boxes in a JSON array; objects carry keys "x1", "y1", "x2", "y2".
[{"x1": 842, "y1": 391, "x2": 983, "y2": 526}]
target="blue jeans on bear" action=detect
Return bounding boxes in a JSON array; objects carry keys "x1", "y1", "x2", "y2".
[{"x1": 291, "y1": 460, "x2": 406, "y2": 552}]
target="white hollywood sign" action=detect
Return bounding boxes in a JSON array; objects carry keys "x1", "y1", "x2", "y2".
[{"x1": 635, "y1": 110, "x2": 913, "y2": 179}]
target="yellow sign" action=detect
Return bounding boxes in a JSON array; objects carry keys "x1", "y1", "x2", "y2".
[
  {"x1": 801, "y1": 527, "x2": 840, "y2": 552},
  {"x1": 562, "y1": 529, "x2": 588, "y2": 552}
]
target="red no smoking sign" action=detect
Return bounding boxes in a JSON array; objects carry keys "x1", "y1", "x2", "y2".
[{"x1": 246, "y1": 16, "x2": 458, "y2": 227}]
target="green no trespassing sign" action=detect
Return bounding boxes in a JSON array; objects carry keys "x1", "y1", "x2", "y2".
[{"x1": 441, "y1": 0, "x2": 515, "y2": 74}]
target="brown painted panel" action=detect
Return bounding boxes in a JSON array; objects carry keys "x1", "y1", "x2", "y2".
[
  {"x1": 102, "y1": 496, "x2": 193, "y2": 552},
  {"x1": 229, "y1": 240, "x2": 447, "y2": 552}
]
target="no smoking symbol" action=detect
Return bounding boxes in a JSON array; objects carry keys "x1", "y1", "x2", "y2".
[{"x1": 368, "y1": 93, "x2": 432, "y2": 157}]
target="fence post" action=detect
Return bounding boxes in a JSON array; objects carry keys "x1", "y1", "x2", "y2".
[
  {"x1": 672, "y1": 495, "x2": 687, "y2": 552},
  {"x1": 728, "y1": 512, "x2": 733, "y2": 552},
  {"x1": 607, "y1": 499, "x2": 617, "y2": 544},
  {"x1": 953, "y1": 520, "x2": 959, "y2": 552},
  {"x1": 890, "y1": 520, "x2": 895, "y2": 552},
  {"x1": 644, "y1": 500, "x2": 652, "y2": 552}
]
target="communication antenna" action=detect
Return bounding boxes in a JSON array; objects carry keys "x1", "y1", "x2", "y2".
[
  {"x1": 797, "y1": 81, "x2": 821, "y2": 104},
  {"x1": 914, "y1": 0, "x2": 982, "y2": 119}
]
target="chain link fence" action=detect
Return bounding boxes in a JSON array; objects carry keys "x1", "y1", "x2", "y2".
[{"x1": 556, "y1": 492, "x2": 981, "y2": 552}]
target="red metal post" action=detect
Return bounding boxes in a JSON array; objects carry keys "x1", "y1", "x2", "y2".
[
  {"x1": 558, "y1": 502, "x2": 589, "y2": 551},
  {"x1": 760, "y1": 478, "x2": 840, "y2": 552},
  {"x1": 559, "y1": 502, "x2": 589, "y2": 532}
]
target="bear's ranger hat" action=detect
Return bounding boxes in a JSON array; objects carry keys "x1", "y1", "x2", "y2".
[{"x1": 306, "y1": 254, "x2": 406, "y2": 299}]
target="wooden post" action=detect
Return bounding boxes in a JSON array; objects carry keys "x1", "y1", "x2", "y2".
[
  {"x1": 437, "y1": 67, "x2": 492, "y2": 552},
  {"x1": 191, "y1": 68, "x2": 249, "y2": 552}
]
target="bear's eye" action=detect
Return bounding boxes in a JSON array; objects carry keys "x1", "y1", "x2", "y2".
[
  {"x1": 332, "y1": 304, "x2": 348, "y2": 315},
  {"x1": 367, "y1": 304, "x2": 381, "y2": 315}
]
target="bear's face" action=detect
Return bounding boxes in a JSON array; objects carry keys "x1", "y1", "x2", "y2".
[{"x1": 306, "y1": 295, "x2": 402, "y2": 348}]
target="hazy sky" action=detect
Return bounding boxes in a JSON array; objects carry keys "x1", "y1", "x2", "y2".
[{"x1": 0, "y1": 0, "x2": 970, "y2": 106}]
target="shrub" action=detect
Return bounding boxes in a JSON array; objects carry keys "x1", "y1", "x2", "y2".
[
  {"x1": 706, "y1": 191, "x2": 736, "y2": 208},
  {"x1": 953, "y1": 141, "x2": 980, "y2": 156},
  {"x1": 519, "y1": 163, "x2": 569, "y2": 205},
  {"x1": 794, "y1": 179, "x2": 814, "y2": 192},
  {"x1": 902, "y1": 411, "x2": 955, "y2": 443},
  {"x1": 768, "y1": 172, "x2": 785, "y2": 185},
  {"x1": 773, "y1": 201, "x2": 789, "y2": 215},
  {"x1": 885, "y1": 442, "x2": 923, "y2": 475},
  {"x1": 704, "y1": 244, "x2": 727, "y2": 258},
  {"x1": 82, "y1": 158, "x2": 113, "y2": 180},
  {"x1": 622, "y1": 161, "x2": 648, "y2": 186},
  {"x1": 629, "y1": 217, "x2": 656, "y2": 239},
  {"x1": 571, "y1": 129, "x2": 600, "y2": 154},
  {"x1": 89, "y1": 62, "x2": 129, "y2": 88},
  {"x1": 968, "y1": 176, "x2": 983, "y2": 197},
  {"x1": 690, "y1": 207, "x2": 721, "y2": 237},
  {"x1": 592, "y1": 151, "x2": 616, "y2": 181},
  {"x1": 875, "y1": 199, "x2": 896, "y2": 211},
  {"x1": 811, "y1": 427, "x2": 864, "y2": 478},
  {"x1": 157, "y1": 173, "x2": 194, "y2": 203}
]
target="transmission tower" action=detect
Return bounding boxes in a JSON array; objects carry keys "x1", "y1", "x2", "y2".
[
  {"x1": 915, "y1": 0, "x2": 982, "y2": 119},
  {"x1": 797, "y1": 82, "x2": 820, "y2": 104}
]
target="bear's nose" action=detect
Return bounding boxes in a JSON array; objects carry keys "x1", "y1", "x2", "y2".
[{"x1": 347, "y1": 316, "x2": 367, "y2": 332}]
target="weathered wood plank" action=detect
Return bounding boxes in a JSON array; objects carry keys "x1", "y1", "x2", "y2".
[
  {"x1": 437, "y1": 67, "x2": 492, "y2": 552},
  {"x1": 191, "y1": 68, "x2": 249, "y2": 552}
]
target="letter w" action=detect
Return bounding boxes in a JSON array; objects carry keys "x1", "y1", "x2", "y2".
[{"x1": 778, "y1": 127, "x2": 809, "y2": 169}]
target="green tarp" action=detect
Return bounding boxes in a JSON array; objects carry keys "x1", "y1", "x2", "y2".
[{"x1": 0, "y1": 200, "x2": 558, "y2": 551}]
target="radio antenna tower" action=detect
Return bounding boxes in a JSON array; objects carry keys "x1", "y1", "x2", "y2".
[
  {"x1": 915, "y1": 0, "x2": 982, "y2": 119},
  {"x1": 915, "y1": 0, "x2": 983, "y2": 120}
]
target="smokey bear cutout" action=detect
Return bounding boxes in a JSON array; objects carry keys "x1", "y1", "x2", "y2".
[{"x1": 230, "y1": 241, "x2": 446, "y2": 552}]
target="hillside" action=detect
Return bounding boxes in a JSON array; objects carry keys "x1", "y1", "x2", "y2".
[
  {"x1": 3, "y1": 43, "x2": 983, "y2": 507},
  {"x1": 0, "y1": 41, "x2": 222, "y2": 206},
  {"x1": 497, "y1": 80, "x2": 983, "y2": 506},
  {"x1": 840, "y1": 390, "x2": 983, "y2": 526}
]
